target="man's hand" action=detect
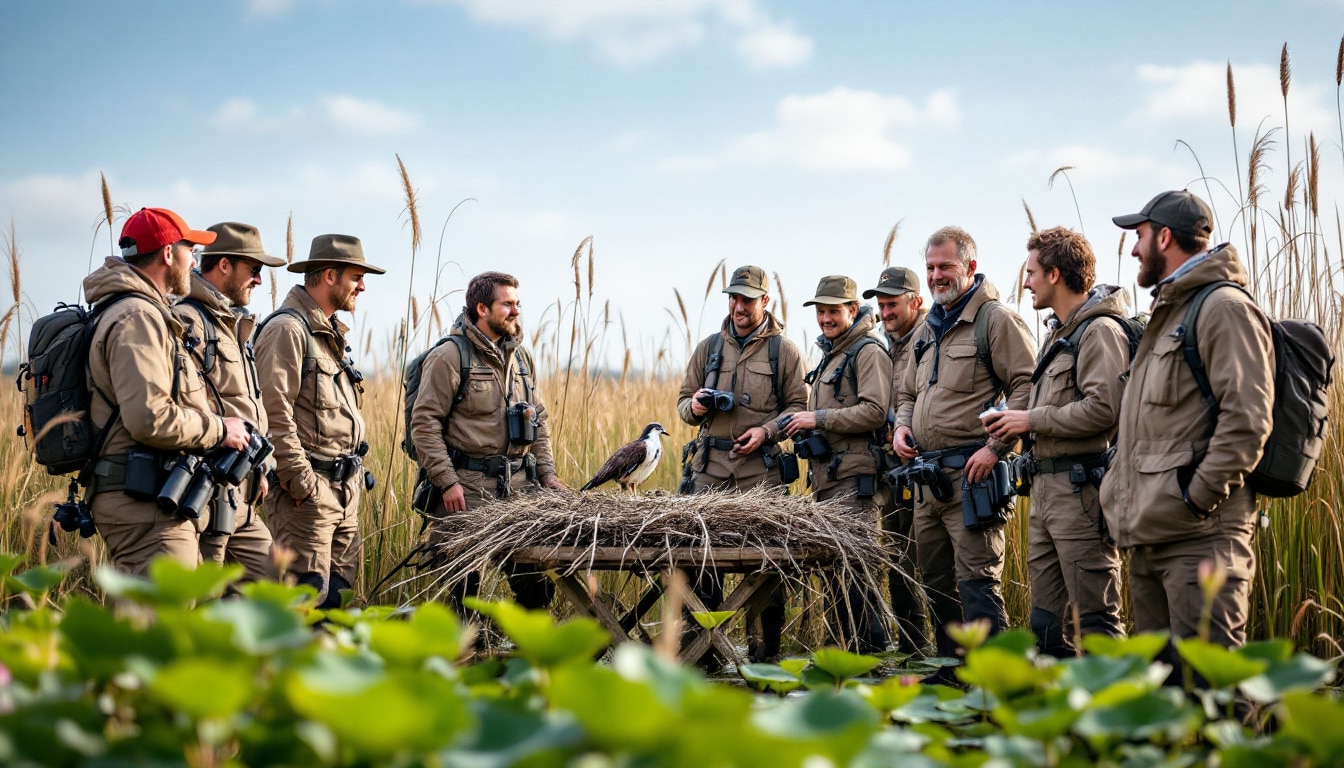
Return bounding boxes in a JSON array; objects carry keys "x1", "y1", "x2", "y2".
[
  {"x1": 542, "y1": 475, "x2": 568, "y2": 491},
  {"x1": 689, "y1": 389, "x2": 711, "y2": 418},
  {"x1": 732, "y1": 426, "x2": 768, "y2": 455},
  {"x1": 982, "y1": 409, "x2": 1030, "y2": 442},
  {"x1": 893, "y1": 425, "x2": 919, "y2": 460},
  {"x1": 220, "y1": 417, "x2": 250, "y2": 451},
  {"x1": 258, "y1": 473, "x2": 270, "y2": 500},
  {"x1": 442, "y1": 483, "x2": 466, "y2": 513},
  {"x1": 964, "y1": 446, "x2": 999, "y2": 484},
  {"x1": 782, "y1": 411, "x2": 818, "y2": 437}
]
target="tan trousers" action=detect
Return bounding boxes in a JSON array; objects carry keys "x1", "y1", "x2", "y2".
[
  {"x1": 200, "y1": 496, "x2": 277, "y2": 584},
  {"x1": 1128, "y1": 527, "x2": 1255, "y2": 648},
  {"x1": 1027, "y1": 472, "x2": 1124, "y2": 655},
  {"x1": 92, "y1": 492, "x2": 199, "y2": 576},
  {"x1": 267, "y1": 473, "x2": 361, "y2": 607}
]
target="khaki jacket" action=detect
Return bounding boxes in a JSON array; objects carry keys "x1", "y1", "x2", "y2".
[
  {"x1": 84, "y1": 257, "x2": 223, "y2": 457},
  {"x1": 254, "y1": 285, "x2": 367, "y2": 500},
  {"x1": 410, "y1": 312, "x2": 558, "y2": 492},
  {"x1": 173, "y1": 273, "x2": 267, "y2": 431},
  {"x1": 885, "y1": 308, "x2": 928, "y2": 412},
  {"x1": 896, "y1": 277, "x2": 1035, "y2": 453},
  {"x1": 676, "y1": 313, "x2": 808, "y2": 478},
  {"x1": 1100, "y1": 245, "x2": 1274, "y2": 548},
  {"x1": 807, "y1": 307, "x2": 890, "y2": 494},
  {"x1": 1027, "y1": 286, "x2": 1130, "y2": 459}
]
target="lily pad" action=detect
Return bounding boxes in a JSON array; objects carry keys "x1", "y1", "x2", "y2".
[
  {"x1": 1175, "y1": 638, "x2": 1268, "y2": 690},
  {"x1": 811, "y1": 647, "x2": 880, "y2": 683},
  {"x1": 739, "y1": 663, "x2": 802, "y2": 695},
  {"x1": 690, "y1": 610, "x2": 736, "y2": 630},
  {"x1": 1082, "y1": 632, "x2": 1170, "y2": 662},
  {"x1": 1239, "y1": 653, "x2": 1335, "y2": 702},
  {"x1": 464, "y1": 599, "x2": 608, "y2": 669},
  {"x1": 149, "y1": 658, "x2": 256, "y2": 720}
]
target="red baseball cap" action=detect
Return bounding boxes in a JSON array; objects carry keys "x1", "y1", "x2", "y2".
[{"x1": 118, "y1": 207, "x2": 217, "y2": 257}]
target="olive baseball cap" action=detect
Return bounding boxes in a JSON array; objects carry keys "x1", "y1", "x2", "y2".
[
  {"x1": 201, "y1": 222, "x2": 285, "y2": 267},
  {"x1": 803, "y1": 275, "x2": 859, "y2": 306},
  {"x1": 287, "y1": 234, "x2": 387, "y2": 275},
  {"x1": 724, "y1": 265, "x2": 769, "y2": 298},
  {"x1": 1112, "y1": 190, "x2": 1214, "y2": 236},
  {"x1": 862, "y1": 266, "x2": 920, "y2": 299}
]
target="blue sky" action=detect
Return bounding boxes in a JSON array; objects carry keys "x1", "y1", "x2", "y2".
[{"x1": 3, "y1": 1, "x2": 1341, "y2": 371}]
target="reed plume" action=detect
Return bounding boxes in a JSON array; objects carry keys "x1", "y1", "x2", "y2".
[
  {"x1": 100, "y1": 172, "x2": 114, "y2": 256},
  {"x1": 1281, "y1": 43, "x2": 1293, "y2": 187},
  {"x1": 1048, "y1": 166, "x2": 1085, "y2": 234},
  {"x1": 396, "y1": 154, "x2": 421, "y2": 253},
  {"x1": 1308, "y1": 132, "x2": 1320, "y2": 220},
  {"x1": 1227, "y1": 61, "x2": 1237, "y2": 128},
  {"x1": 1022, "y1": 199, "x2": 1038, "y2": 234},
  {"x1": 882, "y1": 221, "x2": 901, "y2": 268},
  {"x1": 773, "y1": 271, "x2": 788, "y2": 326}
]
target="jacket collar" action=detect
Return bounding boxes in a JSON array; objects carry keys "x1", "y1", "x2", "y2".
[
  {"x1": 815, "y1": 304, "x2": 878, "y2": 357},
  {"x1": 281, "y1": 284, "x2": 348, "y2": 338},
  {"x1": 1151, "y1": 243, "x2": 1249, "y2": 311}
]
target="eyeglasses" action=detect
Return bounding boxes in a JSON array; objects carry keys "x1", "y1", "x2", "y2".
[{"x1": 229, "y1": 258, "x2": 264, "y2": 278}]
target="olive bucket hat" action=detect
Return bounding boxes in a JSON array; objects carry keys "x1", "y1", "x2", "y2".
[
  {"x1": 201, "y1": 222, "x2": 285, "y2": 267},
  {"x1": 286, "y1": 234, "x2": 387, "y2": 275}
]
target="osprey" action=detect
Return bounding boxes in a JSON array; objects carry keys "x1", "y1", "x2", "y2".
[{"x1": 581, "y1": 422, "x2": 670, "y2": 494}]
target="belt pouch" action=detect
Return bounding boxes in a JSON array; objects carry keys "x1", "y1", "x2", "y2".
[{"x1": 124, "y1": 451, "x2": 163, "y2": 502}]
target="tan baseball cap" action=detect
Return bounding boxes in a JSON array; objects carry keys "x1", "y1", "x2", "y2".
[
  {"x1": 802, "y1": 275, "x2": 859, "y2": 306},
  {"x1": 862, "y1": 266, "x2": 920, "y2": 299},
  {"x1": 723, "y1": 265, "x2": 769, "y2": 298}
]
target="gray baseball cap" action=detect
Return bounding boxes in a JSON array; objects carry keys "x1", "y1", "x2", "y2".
[
  {"x1": 802, "y1": 275, "x2": 859, "y2": 306},
  {"x1": 862, "y1": 266, "x2": 920, "y2": 299},
  {"x1": 1113, "y1": 190, "x2": 1214, "y2": 236},
  {"x1": 723, "y1": 265, "x2": 769, "y2": 298}
]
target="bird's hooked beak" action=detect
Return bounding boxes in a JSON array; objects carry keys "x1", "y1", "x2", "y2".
[{"x1": 657, "y1": 427, "x2": 670, "y2": 439}]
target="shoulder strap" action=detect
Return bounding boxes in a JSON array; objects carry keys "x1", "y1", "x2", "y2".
[
  {"x1": 447, "y1": 334, "x2": 473, "y2": 406},
  {"x1": 704, "y1": 334, "x2": 725, "y2": 392},
  {"x1": 1179, "y1": 281, "x2": 1246, "y2": 428},
  {"x1": 255, "y1": 307, "x2": 318, "y2": 379},
  {"x1": 974, "y1": 299, "x2": 1006, "y2": 404},
  {"x1": 839, "y1": 336, "x2": 881, "y2": 398},
  {"x1": 179, "y1": 298, "x2": 221, "y2": 376},
  {"x1": 768, "y1": 334, "x2": 783, "y2": 406}
]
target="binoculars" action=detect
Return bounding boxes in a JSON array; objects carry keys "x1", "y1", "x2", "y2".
[
  {"x1": 888, "y1": 456, "x2": 955, "y2": 503},
  {"x1": 790, "y1": 429, "x2": 833, "y2": 462},
  {"x1": 158, "y1": 430, "x2": 275, "y2": 519},
  {"x1": 507, "y1": 402, "x2": 538, "y2": 445},
  {"x1": 696, "y1": 389, "x2": 735, "y2": 411},
  {"x1": 52, "y1": 481, "x2": 95, "y2": 539}
]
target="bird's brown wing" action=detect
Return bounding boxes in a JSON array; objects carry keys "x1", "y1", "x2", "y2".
[{"x1": 580, "y1": 440, "x2": 647, "y2": 490}]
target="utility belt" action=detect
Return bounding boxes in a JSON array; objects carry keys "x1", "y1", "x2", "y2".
[
  {"x1": 308, "y1": 440, "x2": 370, "y2": 484},
  {"x1": 918, "y1": 443, "x2": 984, "y2": 470},
  {"x1": 679, "y1": 433, "x2": 800, "y2": 494},
  {"x1": 1015, "y1": 450, "x2": 1108, "y2": 497},
  {"x1": 886, "y1": 443, "x2": 984, "y2": 505},
  {"x1": 448, "y1": 447, "x2": 538, "y2": 499}
]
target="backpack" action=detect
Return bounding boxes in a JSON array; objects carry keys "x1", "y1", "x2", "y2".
[
  {"x1": 1181, "y1": 281, "x2": 1334, "y2": 498},
  {"x1": 178, "y1": 298, "x2": 226, "y2": 413},
  {"x1": 704, "y1": 333, "x2": 785, "y2": 408},
  {"x1": 1030, "y1": 313, "x2": 1146, "y2": 387},
  {"x1": 18, "y1": 292, "x2": 142, "y2": 477},
  {"x1": 401, "y1": 334, "x2": 472, "y2": 461},
  {"x1": 252, "y1": 307, "x2": 319, "y2": 380}
]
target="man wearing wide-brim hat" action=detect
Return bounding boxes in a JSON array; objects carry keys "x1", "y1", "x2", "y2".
[
  {"x1": 780, "y1": 274, "x2": 893, "y2": 653},
  {"x1": 254, "y1": 234, "x2": 385, "y2": 608},
  {"x1": 174, "y1": 222, "x2": 286, "y2": 587}
]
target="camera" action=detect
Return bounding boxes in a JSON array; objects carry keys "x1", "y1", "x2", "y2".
[
  {"x1": 52, "y1": 481, "x2": 95, "y2": 539},
  {"x1": 791, "y1": 430, "x2": 833, "y2": 462},
  {"x1": 212, "y1": 429, "x2": 275, "y2": 487},
  {"x1": 888, "y1": 456, "x2": 955, "y2": 503},
  {"x1": 507, "y1": 402, "x2": 539, "y2": 445},
  {"x1": 695, "y1": 389, "x2": 735, "y2": 411}
]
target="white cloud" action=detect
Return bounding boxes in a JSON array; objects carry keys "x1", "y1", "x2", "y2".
[
  {"x1": 661, "y1": 87, "x2": 960, "y2": 174},
  {"x1": 440, "y1": 0, "x2": 812, "y2": 68},
  {"x1": 207, "y1": 96, "x2": 419, "y2": 137},
  {"x1": 1135, "y1": 60, "x2": 1334, "y2": 134},
  {"x1": 1002, "y1": 144, "x2": 1165, "y2": 178},
  {"x1": 244, "y1": 0, "x2": 294, "y2": 19}
]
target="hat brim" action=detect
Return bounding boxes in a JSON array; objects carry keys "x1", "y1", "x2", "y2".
[
  {"x1": 182, "y1": 228, "x2": 218, "y2": 246},
  {"x1": 208, "y1": 250, "x2": 287, "y2": 268},
  {"x1": 1112, "y1": 213, "x2": 1148, "y2": 230},
  {"x1": 723, "y1": 286, "x2": 767, "y2": 298},
  {"x1": 861, "y1": 287, "x2": 912, "y2": 299},
  {"x1": 802, "y1": 295, "x2": 855, "y2": 307},
  {"x1": 286, "y1": 259, "x2": 387, "y2": 275}
]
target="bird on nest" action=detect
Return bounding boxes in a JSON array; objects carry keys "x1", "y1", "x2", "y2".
[{"x1": 580, "y1": 422, "x2": 670, "y2": 495}]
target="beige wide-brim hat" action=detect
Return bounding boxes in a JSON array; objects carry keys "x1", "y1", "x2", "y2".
[
  {"x1": 201, "y1": 222, "x2": 285, "y2": 267},
  {"x1": 287, "y1": 234, "x2": 387, "y2": 274},
  {"x1": 802, "y1": 275, "x2": 859, "y2": 306}
]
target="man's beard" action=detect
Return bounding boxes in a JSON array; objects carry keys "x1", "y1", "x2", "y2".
[
  {"x1": 169, "y1": 261, "x2": 192, "y2": 296},
  {"x1": 931, "y1": 278, "x2": 968, "y2": 306},
  {"x1": 488, "y1": 315, "x2": 520, "y2": 339},
  {"x1": 223, "y1": 270, "x2": 254, "y2": 307},
  {"x1": 331, "y1": 280, "x2": 358, "y2": 312},
  {"x1": 1137, "y1": 238, "x2": 1166, "y2": 288}
]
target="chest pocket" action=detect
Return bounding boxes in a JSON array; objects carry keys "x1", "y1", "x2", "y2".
[
  {"x1": 461, "y1": 368, "x2": 500, "y2": 417},
  {"x1": 1141, "y1": 335, "x2": 1185, "y2": 407},
  {"x1": 211, "y1": 339, "x2": 245, "y2": 398},
  {"x1": 1038, "y1": 354, "x2": 1078, "y2": 403},
  {"x1": 940, "y1": 344, "x2": 979, "y2": 393},
  {"x1": 312, "y1": 357, "x2": 345, "y2": 410},
  {"x1": 740, "y1": 360, "x2": 776, "y2": 412},
  {"x1": 174, "y1": 351, "x2": 205, "y2": 403}
]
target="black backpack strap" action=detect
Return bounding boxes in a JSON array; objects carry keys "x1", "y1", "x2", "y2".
[
  {"x1": 839, "y1": 336, "x2": 881, "y2": 399},
  {"x1": 255, "y1": 307, "x2": 319, "y2": 379},
  {"x1": 78, "y1": 292, "x2": 160, "y2": 486},
  {"x1": 447, "y1": 334, "x2": 473, "y2": 405},
  {"x1": 1178, "y1": 281, "x2": 1245, "y2": 436},
  {"x1": 974, "y1": 299, "x2": 1006, "y2": 407},
  {"x1": 704, "y1": 334, "x2": 725, "y2": 392},
  {"x1": 767, "y1": 334, "x2": 783, "y2": 406},
  {"x1": 513, "y1": 344, "x2": 535, "y2": 405},
  {"x1": 179, "y1": 298, "x2": 227, "y2": 414}
]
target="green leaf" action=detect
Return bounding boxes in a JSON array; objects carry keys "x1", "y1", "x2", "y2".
[
  {"x1": 1082, "y1": 632, "x2": 1170, "y2": 662},
  {"x1": 95, "y1": 559, "x2": 242, "y2": 607},
  {"x1": 739, "y1": 663, "x2": 802, "y2": 695},
  {"x1": 690, "y1": 610, "x2": 736, "y2": 630},
  {"x1": 778, "y1": 657, "x2": 810, "y2": 677},
  {"x1": 237, "y1": 580, "x2": 318, "y2": 608},
  {"x1": 149, "y1": 658, "x2": 255, "y2": 720},
  {"x1": 1238, "y1": 639, "x2": 1294, "y2": 664},
  {"x1": 610, "y1": 643, "x2": 702, "y2": 707},
  {"x1": 811, "y1": 647, "x2": 880, "y2": 682},
  {"x1": 60, "y1": 597, "x2": 174, "y2": 681},
  {"x1": 891, "y1": 693, "x2": 977, "y2": 725},
  {"x1": 0, "y1": 553, "x2": 24, "y2": 581},
  {"x1": 1279, "y1": 690, "x2": 1344, "y2": 765},
  {"x1": 993, "y1": 699, "x2": 1080, "y2": 741},
  {"x1": 368, "y1": 603, "x2": 464, "y2": 668},
  {"x1": 1073, "y1": 687, "x2": 1201, "y2": 748},
  {"x1": 1175, "y1": 638, "x2": 1268, "y2": 690},
  {"x1": 859, "y1": 676, "x2": 923, "y2": 713},
  {"x1": 465, "y1": 599, "x2": 609, "y2": 669},
  {"x1": 957, "y1": 647, "x2": 1056, "y2": 700},
  {"x1": 549, "y1": 662, "x2": 676, "y2": 751},
  {"x1": 206, "y1": 597, "x2": 312, "y2": 655},
  {"x1": 1239, "y1": 653, "x2": 1335, "y2": 702},
  {"x1": 1058, "y1": 654, "x2": 1148, "y2": 693},
  {"x1": 6, "y1": 563, "x2": 68, "y2": 596},
  {"x1": 445, "y1": 700, "x2": 583, "y2": 768},
  {"x1": 753, "y1": 689, "x2": 879, "y2": 764},
  {"x1": 981, "y1": 628, "x2": 1036, "y2": 656}
]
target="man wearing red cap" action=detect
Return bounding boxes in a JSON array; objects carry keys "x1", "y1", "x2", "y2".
[{"x1": 82, "y1": 208, "x2": 252, "y2": 574}]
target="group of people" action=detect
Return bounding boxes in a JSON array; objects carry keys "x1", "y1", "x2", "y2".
[
  {"x1": 76, "y1": 187, "x2": 1273, "y2": 667},
  {"x1": 676, "y1": 189, "x2": 1273, "y2": 666}
]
